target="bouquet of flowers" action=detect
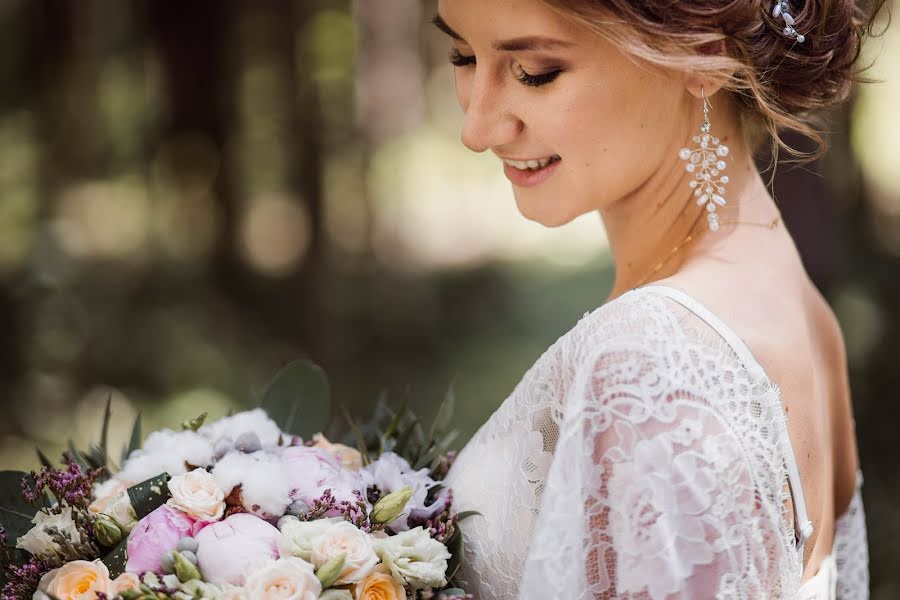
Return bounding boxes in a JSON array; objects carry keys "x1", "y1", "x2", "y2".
[{"x1": 0, "y1": 361, "x2": 473, "y2": 600}]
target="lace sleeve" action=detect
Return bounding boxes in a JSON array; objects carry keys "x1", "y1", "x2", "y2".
[
  {"x1": 518, "y1": 341, "x2": 792, "y2": 599},
  {"x1": 834, "y1": 471, "x2": 869, "y2": 599}
]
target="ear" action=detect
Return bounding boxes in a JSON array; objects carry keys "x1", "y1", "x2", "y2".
[{"x1": 684, "y1": 39, "x2": 728, "y2": 98}]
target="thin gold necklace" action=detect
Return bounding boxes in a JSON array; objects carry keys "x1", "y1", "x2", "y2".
[{"x1": 635, "y1": 215, "x2": 782, "y2": 288}]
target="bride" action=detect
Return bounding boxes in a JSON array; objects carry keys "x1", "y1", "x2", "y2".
[{"x1": 435, "y1": 0, "x2": 884, "y2": 598}]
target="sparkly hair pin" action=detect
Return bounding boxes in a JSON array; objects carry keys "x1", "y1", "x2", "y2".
[{"x1": 772, "y1": 1, "x2": 806, "y2": 43}]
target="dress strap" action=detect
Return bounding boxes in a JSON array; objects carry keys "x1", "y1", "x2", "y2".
[{"x1": 636, "y1": 284, "x2": 815, "y2": 550}]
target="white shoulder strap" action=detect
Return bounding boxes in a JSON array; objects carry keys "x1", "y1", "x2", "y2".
[{"x1": 637, "y1": 284, "x2": 814, "y2": 551}]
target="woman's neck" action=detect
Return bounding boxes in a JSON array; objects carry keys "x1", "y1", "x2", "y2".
[{"x1": 599, "y1": 131, "x2": 779, "y2": 302}]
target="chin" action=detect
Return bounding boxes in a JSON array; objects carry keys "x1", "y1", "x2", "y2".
[{"x1": 512, "y1": 190, "x2": 577, "y2": 228}]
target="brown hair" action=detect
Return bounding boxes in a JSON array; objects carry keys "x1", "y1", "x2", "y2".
[{"x1": 540, "y1": 0, "x2": 889, "y2": 164}]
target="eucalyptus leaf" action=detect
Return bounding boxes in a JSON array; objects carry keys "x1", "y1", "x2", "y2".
[
  {"x1": 454, "y1": 510, "x2": 482, "y2": 522},
  {"x1": 99, "y1": 393, "x2": 112, "y2": 468},
  {"x1": 66, "y1": 441, "x2": 89, "y2": 471},
  {"x1": 126, "y1": 473, "x2": 170, "y2": 520},
  {"x1": 445, "y1": 526, "x2": 465, "y2": 583},
  {"x1": 429, "y1": 384, "x2": 456, "y2": 442},
  {"x1": 393, "y1": 417, "x2": 419, "y2": 458},
  {"x1": 121, "y1": 412, "x2": 142, "y2": 465},
  {"x1": 259, "y1": 360, "x2": 330, "y2": 438},
  {"x1": 35, "y1": 448, "x2": 54, "y2": 470},
  {"x1": 0, "y1": 471, "x2": 48, "y2": 548}
]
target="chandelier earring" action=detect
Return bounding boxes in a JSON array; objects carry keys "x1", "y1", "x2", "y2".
[{"x1": 678, "y1": 85, "x2": 730, "y2": 232}]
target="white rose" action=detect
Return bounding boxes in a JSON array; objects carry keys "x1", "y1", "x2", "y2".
[
  {"x1": 167, "y1": 467, "x2": 226, "y2": 521},
  {"x1": 372, "y1": 526, "x2": 451, "y2": 590},
  {"x1": 242, "y1": 557, "x2": 322, "y2": 600},
  {"x1": 17, "y1": 507, "x2": 82, "y2": 557},
  {"x1": 219, "y1": 584, "x2": 247, "y2": 600},
  {"x1": 311, "y1": 521, "x2": 379, "y2": 585},
  {"x1": 278, "y1": 516, "x2": 343, "y2": 561},
  {"x1": 89, "y1": 479, "x2": 138, "y2": 532}
]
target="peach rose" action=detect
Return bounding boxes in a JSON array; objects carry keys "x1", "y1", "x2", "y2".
[
  {"x1": 111, "y1": 572, "x2": 141, "y2": 595},
  {"x1": 89, "y1": 479, "x2": 138, "y2": 532},
  {"x1": 242, "y1": 557, "x2": 322, "y2": 600},
  {"x1": 353, "y1": 565, "x2": 405, "y2": 600},
  {"x1": 44, "y1": 559, "x2": 113, "y2": 600},
  {"x1": 166, "y1": 467, "x2": 226, "y2": 522},
  {"x1": 310, "y1": 521, "x2": 378, "y2": 585},
  {"x1": 311, "y1": 433, "x2": 363, "y2": 471}
]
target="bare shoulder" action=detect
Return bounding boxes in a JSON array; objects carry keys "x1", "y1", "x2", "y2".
[
  {"x1": 804, "y1": 284, "x2": 861, "y2": 513},
  {"x1": 653, "y1": 269, "x2": 859, "y2": 515}
]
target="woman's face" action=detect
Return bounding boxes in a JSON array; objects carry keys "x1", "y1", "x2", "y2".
[{"x1": 435, "y1": 0, "x2": 690, "y2": 227}]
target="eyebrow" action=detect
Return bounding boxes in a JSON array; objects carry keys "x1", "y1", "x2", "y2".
[{"x1": 431, "y1": 13, "x2": 574, "y2": 52}]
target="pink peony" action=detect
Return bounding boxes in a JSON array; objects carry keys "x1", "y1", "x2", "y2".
[
  {"x1": 125, "y1": 504, "x2": 195, "y2": 575},
  {"x1": 281, "y1": 447, "x2": 365, "y2": 517},
  {"x1": 194, "y1": 513, "x2": 282, "y2": 586}
]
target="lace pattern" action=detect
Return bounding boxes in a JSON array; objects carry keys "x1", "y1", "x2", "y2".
[
  {"x1": 834, "y1": 471, "x2": 869, "y2": 599},
  {"x1": 444, "y1": 286, "x2": 868, "y2": 600}
]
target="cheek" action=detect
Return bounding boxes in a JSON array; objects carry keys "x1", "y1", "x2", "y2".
[
  {"x1": 552, "y1": 76, "x2": 679, "y2": 209},
  {"x1": 454, "y1": 70, "x2": 472, "y2": 111}
]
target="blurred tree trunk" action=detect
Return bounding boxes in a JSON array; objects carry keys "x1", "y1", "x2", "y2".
[{"x1": 144, "y1": 0, "x2": 236, "y2": 287}]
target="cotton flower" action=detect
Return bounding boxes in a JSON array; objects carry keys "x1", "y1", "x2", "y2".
[
  {"x1": 212, "y1": 451, "x2": 292, "y2": 518},
  {"x1": 310, "y1": 521, "x2": 379, "y2": 585},
  {"x1": 194, "y1": 513, "x2": 282, "y2": 586},
  {"x1": 361, "y1": 452, "x2": 441, "y2": 532},
  {"x1": 372, "y1": 526, "x2": 451, "y2": 589},
  {"x1": 242, "y1": 556, "x2": 322, "y2": 600},
  {"x1": 118, "y1": 428, "x2": 215, "y2": 483},
  {"x1": 199, "y1": 408, "x2": 285, "y2": 450},
  {"x1": 167, "y1": 467, "x2": 226, "y2": 522},
  {"x1": 17, "y1": 507, "x2": 82, "y2": 558}
]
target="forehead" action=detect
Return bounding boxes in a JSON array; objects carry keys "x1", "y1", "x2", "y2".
[{"x1": 436, "y1": 0, "x2": 587, "y2": 43}]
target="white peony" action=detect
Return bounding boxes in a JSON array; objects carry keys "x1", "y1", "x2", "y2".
[
  {"x1": 167, "y1": 467, "x2": 226, "y2": 521},
  {"x1": 118, "y1": 428, "x2": 215, "y2": 483},
  {"x1": 242, "y1": 556, "x2": 322, "y2": 600},
  {"x1": 17, "y1": 507, "x2": 82, "y2": 557},
  {"x1": 311, "y1": 521, "x2": 379, "y2": 585},
  {"x1": 199, "y1": 408, "x2": 286, "y2": 450},
  {"x1": 89, "y1": 478, "x2": 138, "y2": 531},
  {"x1": 372, "y1": 526, "x2": 451, "y2": 590},
  {"x1": 212, "y1": 451, "x2": 292, "y2": 518},
  {"x1": 277, "y1": 516, "x2": 343, "y2": 562}
]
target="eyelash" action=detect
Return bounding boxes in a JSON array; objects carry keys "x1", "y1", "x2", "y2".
[{"x1": 448, "y1": 48, "x2": 562, "y2": 88}]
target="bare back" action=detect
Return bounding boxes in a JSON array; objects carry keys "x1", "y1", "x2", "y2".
[{"x1": 652, "y1": 223, "x2": 860, "y2": 584}]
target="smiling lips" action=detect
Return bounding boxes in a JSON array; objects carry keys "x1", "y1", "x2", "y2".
[
  {"x1": 500, "y1": 154, "x2": 562, "y2": 187},
  {"x1": 500, "y1": 155, "x2": 561, "y2": 171}
]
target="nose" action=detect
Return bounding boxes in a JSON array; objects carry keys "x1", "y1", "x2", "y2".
[{"x1": 459, "y1": 71, "x2": 522, "y2": 154}]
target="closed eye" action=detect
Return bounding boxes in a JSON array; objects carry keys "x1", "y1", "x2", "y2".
[
  {"x1": 513, "y1": 63, "x2": 562, "y2": 87},
  {"x1": 449, "y1": 48, "x2": 476, "y2": 67}
]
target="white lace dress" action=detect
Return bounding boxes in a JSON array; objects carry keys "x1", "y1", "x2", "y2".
[{"x1": 444, "y1": 284, "x2": 869, "y2": 599}]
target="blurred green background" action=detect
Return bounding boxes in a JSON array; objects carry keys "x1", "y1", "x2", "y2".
[{"x1": 0, "y1": 0, "x2": 897, "y2": 595}]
